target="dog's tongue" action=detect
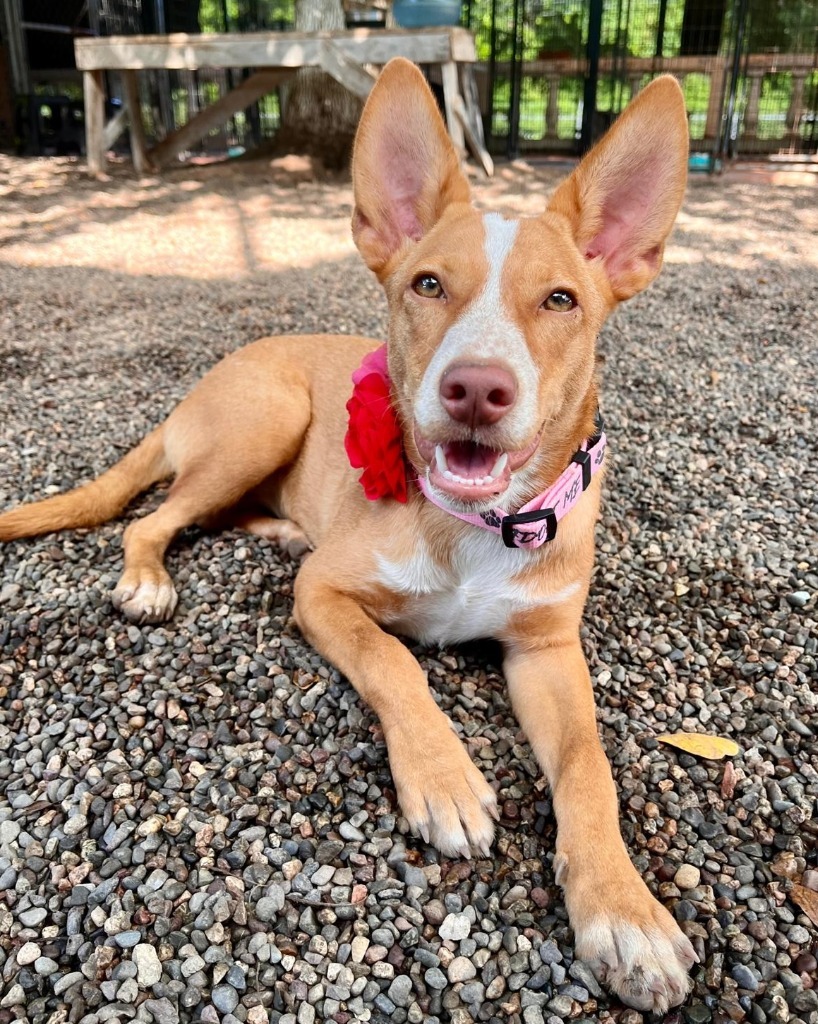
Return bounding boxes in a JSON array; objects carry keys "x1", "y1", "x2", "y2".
[{"x1": 444, "y1": 441, "x2": 498, "y2": 478}]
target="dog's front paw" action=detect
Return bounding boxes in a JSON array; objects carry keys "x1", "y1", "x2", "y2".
[
  {"x1": 113, "y1": 568, "x2": 178, "y2": 623},
  {"x1": 386, "y1": 720, "x2": 498, "y2": 859},
  {"x1": 575, "y1": 914, "x2": 697, "y2": 1013},
  {"x1": 567, "y1": 861, "x2": 698, "y2": 1013}
]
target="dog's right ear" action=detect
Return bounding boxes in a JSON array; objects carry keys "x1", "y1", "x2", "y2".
[
  {"x1": 547, "y1": 75, "x2": 689, "y2": 302},
  {"x1": 351, "y1": 58, "x2": 471, "y2": 278}
]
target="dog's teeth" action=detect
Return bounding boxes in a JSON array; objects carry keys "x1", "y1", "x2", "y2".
[
  {"x1": 489, "y1": 453, "x2": 508, "y2": 479},
  {"x1": 439, "y1": 466, "x2": 498, "y2": 488}
]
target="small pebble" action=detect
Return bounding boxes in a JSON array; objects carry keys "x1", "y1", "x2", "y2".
[
  {"x1": 439, "y1": 913, "x2": 471, "y2": 941},
  {"x1": 16, "y1": 942, "x2": 41, "y2": 966},
  {"x1": 447, "y1": 956, "x2": 477, "y2": 982},
  {"x1": 674, "y1": 864, "x2": 702, "y2": 890},
  {"x1": 211, "y1": 985, "x2": 239, "y2": 1014}
]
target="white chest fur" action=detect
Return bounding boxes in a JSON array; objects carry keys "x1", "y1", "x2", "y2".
[{"x1": 374, "y1": 529, "x2": 579, "y2": 645}]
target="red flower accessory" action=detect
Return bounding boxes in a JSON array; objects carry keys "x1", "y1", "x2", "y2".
[{"x1": 344, "y1": 344, "x2": 408, "y2": 503}]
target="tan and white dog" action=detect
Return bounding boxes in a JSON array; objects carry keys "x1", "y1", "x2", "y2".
[{"x1": 0, "y1": 60, "x2": 696, "y2": 1010}]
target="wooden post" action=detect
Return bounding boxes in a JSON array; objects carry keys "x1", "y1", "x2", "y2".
[
  {"x1": 704, "y1": 58, "x2": 726, "y2": 142},
  {"x1": 83, "y1": 69, "x2": 107, "y2": 175},
  {"x1": 2, "y1": 0, "x2": 29, "y2": 97},
  {"x1": 121, "y1": 71, "x2": 154, "y2": 175},
  {"x1": 786, "y1": 73, "x2": 807, "y2": 132},
  {"x1": 545, "y1": 73, "x2": 560, "y2": 139},
  {"x1": 441, "y1": 62, "x2": 466, "y2": 155},
  {"x1": 743, "y1": 72, "x2": 763, "y2": 140}
]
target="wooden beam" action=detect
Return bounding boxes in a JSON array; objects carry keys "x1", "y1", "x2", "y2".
[
  {"x1": 317, "y1": 40, "x2": 376, "y2": 101},
  {"x1": 83, "y1": 69, "x2": 107, "y2": 176},
  {"x1": 121, "y1": 70, "x2": 155, "y2": 175},
  {"x1": 461, "y1": 65, "x2": 488, "y2": 147},
  {"x1": 102, "y1": 105, "x2": 129, "y2": 149},
  {"x1": 455, "y1": 93, "x2": 493, "y2": 177},
  {"x1": 75, "y1": 28, "x2": 477, "y2": 73},
  {"x1": 450, "y1": 29, "x2": 479, "y2": 63},
  {"x1": 149, "y1": 69, "x2": 291, "y2": 168},
  {"x1": 440, "y1": 62, "x2": 465, "y2": 155}
]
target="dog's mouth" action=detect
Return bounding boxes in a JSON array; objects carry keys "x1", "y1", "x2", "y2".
[{"x1": 414, "y1": 429, "x2": 541, "y2": 503}]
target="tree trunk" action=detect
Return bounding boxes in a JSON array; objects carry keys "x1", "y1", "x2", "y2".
[{"x1": 275, "y1": 0, "x2": 363, "y2": 169}]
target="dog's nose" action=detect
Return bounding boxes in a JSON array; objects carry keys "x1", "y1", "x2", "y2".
[{"x1": 439, "y1": 363, "x2": 517, "y2": 426}]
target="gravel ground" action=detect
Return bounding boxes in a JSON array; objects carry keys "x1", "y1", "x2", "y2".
[{"x1": 0, "y1": 153, "x2": 816, "y2": 1024}]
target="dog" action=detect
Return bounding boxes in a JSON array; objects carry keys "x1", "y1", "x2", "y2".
[{"x1": 0, "y1": 59, "x2": 696, "y2": 1010}]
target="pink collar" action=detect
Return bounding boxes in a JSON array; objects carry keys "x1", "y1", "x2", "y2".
[
  {"x1": 345, "y1": 344, "x2": 606, "y2": 550},
  {"x1": 416, "y1": 417, "x2": 606, "y2": 549}
]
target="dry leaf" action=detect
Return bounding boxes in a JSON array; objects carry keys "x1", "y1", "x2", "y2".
[
  {"x1": 789, "y1": 883, "x2": 818, "y2": 927},
  {"x1": 721, "y1": 760, "x2": 738, "y2": 799},
  {"x1": 657, "y1": 732, "x2": 740, "y2": 760},
  {"x1": 772, "y1": 851, "x2": 800, "y2": 879}
]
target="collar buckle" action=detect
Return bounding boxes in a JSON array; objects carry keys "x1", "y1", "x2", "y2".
[
  {"x1": 501, "y1": 507, "x2": 558, "y2": 549},
  {"x1": 570, "y1": 448, "x2": 592, "y2": 490}
]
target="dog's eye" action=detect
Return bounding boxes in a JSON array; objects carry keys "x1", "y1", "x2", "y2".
[
  {"x1": 543, "y1": 290, "x2": 576, "y2": 312},
  {"x1": 412, "y1": 274, "x2": 444, "y2": 299}
]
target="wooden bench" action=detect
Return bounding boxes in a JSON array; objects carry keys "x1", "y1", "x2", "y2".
[{"x1": 74, "y1": 27, "x2": 493, "y2": 176}]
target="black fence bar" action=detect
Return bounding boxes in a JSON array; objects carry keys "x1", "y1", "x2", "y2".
[
  {"x1": 581, "y1": 0, "x2": 604, "y2": 152},
  {"x1": 718, "y1": 0, "x2": 749, "y2": 162},
  {"x1": 507, "y1": 0, "x2": 523, "y2": 157}
]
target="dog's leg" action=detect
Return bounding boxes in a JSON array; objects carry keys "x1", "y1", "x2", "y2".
[
  {"x1": 504, "y1": 641, "x2": 698, "y2": 1013},
  {"x1": 112, "y1": 483, "x2": 198, "y2": 622},
  {"x1": 294, "y1": 562, "x2": 498, "y2": 857},
  {"x1": 113, "y1": 366, "x2": 312, "y2": 624},
  {"x1": 234, "y1": 514, "x2": 311, "y2": 558}
]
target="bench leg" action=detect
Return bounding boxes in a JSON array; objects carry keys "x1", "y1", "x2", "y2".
[
  {"x1": 122, "y1": 71, "x2": 154, "y2": 175},
  {"x1": 441, "y1": 61, "x2": 466, "y2": 156},
  {"x1": 83, "y1": 70, "x2": 106, "y2": 175}
]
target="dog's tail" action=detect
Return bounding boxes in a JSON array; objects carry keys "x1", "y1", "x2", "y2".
[{"x1": 0, "y1": 427, "x2": 171, "y2": 541}]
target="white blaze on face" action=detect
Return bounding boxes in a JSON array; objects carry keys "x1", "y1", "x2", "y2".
[{"x1": 414, "y1": 213, "x2": 539, "y2": 439}]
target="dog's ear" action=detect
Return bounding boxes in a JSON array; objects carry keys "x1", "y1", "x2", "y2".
[
  {"x1": 352, "y1": 58, "x2": 471, "y2": 278},
  {"x1": 548, "y1": 75, "x2": 689, "y2": 301}
]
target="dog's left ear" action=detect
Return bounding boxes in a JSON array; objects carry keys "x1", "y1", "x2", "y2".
[
  {"x1": 548, "y1": 75, "x2": 689, "y2": 301},
  {"x1": 351, "y1": 58, "x2": 471, "y2": 278}
]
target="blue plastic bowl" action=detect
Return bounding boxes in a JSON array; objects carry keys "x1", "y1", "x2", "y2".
[{"x1": 392, "y1": 0, "x2": 462, "y2": 28}]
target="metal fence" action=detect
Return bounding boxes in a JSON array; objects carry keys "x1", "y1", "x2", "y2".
[
  {"x1": 6, "y1": 0, "x2": 817, "y2": 162},
  {"x1": 464, "y1": 0, "x2": 818, "y2": 160}
]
